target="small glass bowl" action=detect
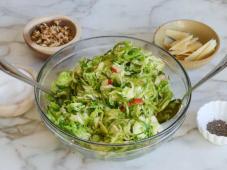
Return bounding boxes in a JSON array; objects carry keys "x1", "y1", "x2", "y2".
[{"x1": 35, "y1": 36, "x2": 191, "y2": 160}]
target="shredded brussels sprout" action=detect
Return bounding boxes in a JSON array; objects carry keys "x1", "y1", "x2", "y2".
[{"x1": 47, "y1": 41, "x2": 178, "y2": 143}]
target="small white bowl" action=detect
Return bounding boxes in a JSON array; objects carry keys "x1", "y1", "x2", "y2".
[{"x1": 197, "y1": 101, "x2": 227, "y2": 145}]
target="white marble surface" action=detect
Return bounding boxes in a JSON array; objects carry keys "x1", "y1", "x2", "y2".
[{"x1": 0, "y1": 0, "x2": 227, "y2": 169}]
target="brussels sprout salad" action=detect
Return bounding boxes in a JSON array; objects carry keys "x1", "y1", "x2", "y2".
[{"x1": 47, "y1": 41, "x2": 180, "y2": 144}]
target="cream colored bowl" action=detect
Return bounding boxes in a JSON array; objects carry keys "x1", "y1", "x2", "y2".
[{"x1": 153, "y1": 20, "x2": 220, "y2": 69}]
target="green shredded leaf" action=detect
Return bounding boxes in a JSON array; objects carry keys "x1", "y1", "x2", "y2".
[{"x1": 47, "y1": 41, "x2": 179, "y2": 144}]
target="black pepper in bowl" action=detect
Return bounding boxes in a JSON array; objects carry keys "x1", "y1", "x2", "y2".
[{"x1": 207, "y1": 120, "x2": 227, "y2": 137}]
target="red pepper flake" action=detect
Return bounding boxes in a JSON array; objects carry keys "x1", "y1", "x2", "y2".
[
  {"x1": 107, "y1": 79, "x2": 113, "y2": 85},
  {"x1": 128, "y1": 98, "x2": 144, "y2": 106},
  {"x1": 133, "y1": 98, "x2": 144, "y2": 104},
  {"x1": 128, "y1": 102, "x2": 133, "y2": 107},
  {"x1": 111, "y1": 66, "x2": 118, "y2": 73}
]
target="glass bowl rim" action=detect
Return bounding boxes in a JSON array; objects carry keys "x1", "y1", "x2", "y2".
[{"x1": 35, "y1": 35, "x2": 192, "y2": 147}]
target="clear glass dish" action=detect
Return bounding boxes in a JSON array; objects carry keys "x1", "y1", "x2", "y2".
[{"x1": 35, "y1": 36, "x2": 191, "y2": 160}]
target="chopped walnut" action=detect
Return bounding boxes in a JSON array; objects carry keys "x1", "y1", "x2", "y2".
[{"x1": 31, "y1": 20, "x2": 74, "y2": 47}]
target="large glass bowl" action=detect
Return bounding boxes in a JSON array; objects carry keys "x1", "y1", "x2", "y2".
[{"x1": 35, "y1": 36, "x2": 191, "y2": 160}]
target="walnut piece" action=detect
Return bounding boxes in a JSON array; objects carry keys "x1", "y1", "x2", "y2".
[{"x1": 31, "y1": 20, "x2": 74, "y2": 47}]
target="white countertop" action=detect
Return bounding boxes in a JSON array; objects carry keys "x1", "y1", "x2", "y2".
[{"x1": 1, "y1": 0, "x2": 227, "y2": 169}]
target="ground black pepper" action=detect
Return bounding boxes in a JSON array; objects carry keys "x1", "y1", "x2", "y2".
[{"x1": 207, "y1": 120, "x2": 227, "y2": 137}]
